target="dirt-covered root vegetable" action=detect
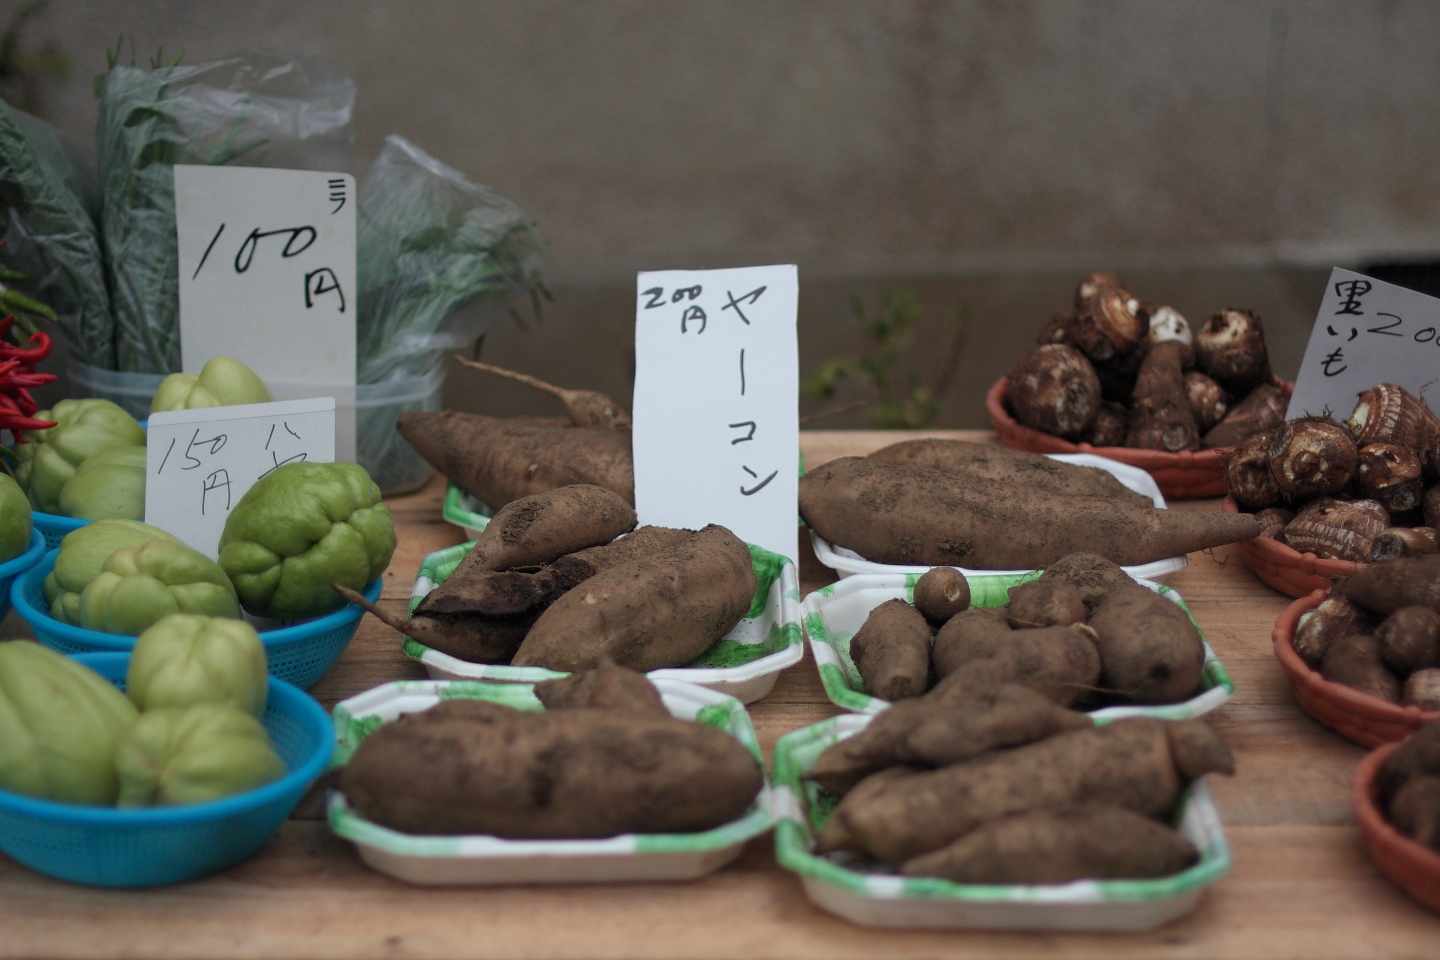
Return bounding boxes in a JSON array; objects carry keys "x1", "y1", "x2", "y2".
[
  {"x1": 1378, "y1": 722, "x2": 1440, "y2": 805},
  {"x1": 1372, "y1": 527, "x2": 1439, "y2": 563},
  {"x1": 1203, "y1": 382, "x2": 1288, "y2": 449},
  {"x1": 1348, "y1": 383, "x2": 1439, "y2": 454},
  {"x1": 512, "y1": 524, "x2": 755, "y2": 673},
  {"x1": 933, "y1": 617, "x2": 1101, "y2": 708},
  {"x1": 1404, "y1": 669, "x2": 1440, "y2": 710},
  {"x1": 1005, "y1": 580, "x2": 1087, "y2": 628},
  {"x1": 395, "y1": 411, "x2": 634, "y2": 510},
  {"x1": 1337, "y1": 554, "x2": 1440, "y2": 616},
  {"x1": 1255, "y1": 507, "x2": 1293, "y2": 539},
  {"x1": 1185, "y1": 372, "x2": 1229, "y2": 434},
  {"x1": 829, "y1": 717, "x2": 1232, "y2": 865},
  {"x1": 1070, "y1": 286, "x2": 1145, "y2": 362},
  {"x1": 1074, "y1": 272, "x2": 1125, "y2": 310},
  {"x1": 1321, "y1": 632, "x2": 1400, "y2": 702},
  {"x1": 912, "y1": 567, "x2": 970, "y2": 627},
  {"x1": 1125, "y1": 341, "x2": 1201, "y2": 453},
  {"x1": 899, "y1": 804, "x2": 1199, "y2": 885},
  {"x1": 1292, "y1": 594, "x2": 1370, "y2": 670},
  {"x1": 340, "y1": 699, "x2": 762, "y2": 837},
  {"x1": 1087, "y1": 584, "x2": 1206, "y2": 703},
  {"x1": 1036, "y1": 313, "x2": 1075, "y2": 346},
  {"x1": 1224, "y1": 431, "x2": 1280, "y2": 511},
  {"x1": 1281, "y1": 498, "x2": 1389, "y2": 563},
  {"x1": 930, "y1": 608, "x2": 1011, "y2": 671},
  {"x1": 814, "y1": 766, "x2": 923, "y2": 855},
  {"x1": 1196, "y1": 309, "x2": 1272, "y2": 398},
  {"x1": 1376, "y1": 606, "x2": 1440, "y2": 676},
  {"x1": 804, "y1": 684, "x2": 1092, "y2": 795},
  {"x1": 1356, "y1": 444, "x2": 1425, "y2": 515},
  {"x1": 334, "y1": 583, "x2": 538, "y2": 664},
  {"x1": 1006, "y1": 344, "x2": 1102, "y2": 440},
  {"x1": 1091, "y1": 347, "x2": 1150, "y2": 406},
  {"x1": 798, "y1": 457, "x2": 1262, "y2": 570},
  {"x1": 1390, "y1": 776, "x2": 1440, "y2": 850},
  {"x1": 1147, "y1": 306, "x2": 1195, "y2": 366},
  {"x1": 456, "y1": 485, "x2": 638, "y2": 577},
  {"x1": 1426, "y1": 488, "x2": 1440, "y2": 531},
  {"x1": 866, "y1": 438, "x2": 1151, "y2": 508},
  {"x1": 1035, "y1": 552, "x2": 1134, "y2": 616},
  {"x1": 1267, "y1": 417, "x2": 1357, "y2": 501},
  {"x1": 1088, "y1": 401, "x2": 1129, "y2": 447},
  {"x1": 532, "y1": 657, "x2": 669, "y2": 717},
  {"x1": 849, "y1": 599, "x2": 932, "y2": 701},
  {"x1": 454, "y1": 357, "x2": 632, "y2": 432}
]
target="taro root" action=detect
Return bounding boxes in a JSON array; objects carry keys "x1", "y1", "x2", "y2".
[
  {"x1": 1427, "y1": 487, "x2": 1440, "y2": 531},
  {"x1": 912, "y1": 567, "x2": 970, "y2": 627},
  {"x1": 1185, "y1": 372, "x2": 1229, "y2": 433},
  {"x1": 1146, "y1": 305, "x2": 1195, "y2": 369},
  {"x1": 1292, "y1": 594, "x2": 1369, "y2": 670},
  {"x1": 1403, "y1": 670, "x2": 1440, "y2": 711},
  {"x1": 1390, "y1": 775, "x2": 1440, "y2": 848},
  {"x1": 1267, "y1": 417, "x2": 1357, "y2": 501},
  {"x1": 1125, "y1": 341, "x2": 1201, "y2": 453},
  {"x1": 1225, "y1": 431, "x2": 1280, "y2": 511},
  {"x1": 1280, "y1": 497, "x2": 1389, "y2": 562},
  {"x1": 1348, "y1": 383, "x2": 1439, "y2": 455},
  {"x1": 1006, "y1": 344, "x2": 1101, "y2": 440},
  {"x1": 1377, "y1": 606, "x2": 1440, "y2": 676},
  {"x1": 1196, "y1": 309, "x2": 1272, "y2": 397},
  {"x1": 1091, "y1": 348, "x2": 1149, "y2": 405},
  {"x1": 1087, "y1": 402, "x2": 1129, "y2": 447},
  {"x1": 1254, "y1": 507, "x2": 1293, "y2": 539},
  {"x1": 1005, "y1": 579, "x2": 1088, "y2": 628},
  {"x1": 1423, "y1": 435, "x2": 1440, "y2": 483},
  {"x1": 1203, "y1": 382, "x2": 1288, "y2": 449},
  {"x1": 1074, "y1": 272, "x2": 1124, "y2": 310},
  {"x1": 1372, "y1": 527, "x2": 1440, "y2": 563},
  {"x1": 1355, "y1": 443, "x2": 1425, "y2": 514},
  {"x1": 1070, "y1": 287, "x2": 1146, "y2": 362},
  {"x1": 1036, "y1": 314, "x2": 1075, "y2": 347},
  {"x1": 1321, "y1": 632, "x2": 1400, "y2": 702}
]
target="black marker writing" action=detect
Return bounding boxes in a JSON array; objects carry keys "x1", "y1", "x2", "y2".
[
  {"x1": 681, "y1": 305, "x2": 706, "y2": 334},
  {"x1": 1334, "y1": 279, "x2": 1371, "y2": 316},
  {"x1": 304, "y1": 268, "x2": 346, "y2": 312},
  {"x1": 193, "y1": 223, "x2": 225, "y2": 279},
  {"x1": 201, "y1": 469, "x2": 232, "y2": 515},
  {"x1": 729, "y1": 421, "x2": 756, "y2": 444},
  {"x1": 234, "y1": 226, "x2": 318, "y2": 273},
  {"x1": 157, "y1": 437, "x2": 176, "y2": 474},
  {"x1": 181, "y1": 429, "x2": 227, "y2": 469},
  {"x1": 1321, "y1": 348, "x2": 1347, "y2": 377},
  {"x1": 328, "y1": 178, "x2": 346, "y2": 214},
  {"x1": 740, "y1": 466, "x2": 778, "y2": 496},
  {"x1": 721, "y1": 286, "x2": 766, "y2": 325},
  {"x1": 260, "y1": 450, "x2": 309, "y2": 479},
  {"x1": 739, "y1": 349, "x2": 746, "y2": 395}
]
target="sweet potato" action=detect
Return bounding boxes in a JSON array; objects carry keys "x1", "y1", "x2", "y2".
[
  {"x1": 912, "y1": 567, "x2": 970, "y2": 626},
  {"x1": 1202, "y1": 381, "x2": 1288, "y2": 449},
  {"x1": 1292, "y1": 594, "x2": 1370, "y2": 670},
  {"x1": 799, "y1": 457, "x2": 1261, "y2": 569},
  {"x1": 814, "y1": 765, "x2": 923, "y2": 855},
  {"x1": 1376, "y1": 606, "x2": 1440, "y2": 676},
  {"x1": 1321, "y1": 632, "x2": 1400, "y2": 703},
  {"x1": 1126, "y1": 340, "x2": 1201, "y2": 452},
  {"x1": 1036, "y1": 552, "x2": 1134, "y2": 615},
  {"x1": 512, "y1": 524, "x2": 755, "y2": 672},
  {"x1": 828, "y1": 717, "x2": 1232, "y2": 864},
  {"x1": 932, "y1": 611, "x2": 1101, "y2": 708},
  {"x1": 849, "y1": 599, "x2": 931, "y2": 701},
  {"x1": 1006, "y1": 580, "x2": 1087, "y2": 628},
  {"x1": 396, "y1": 411, "x2": 634, "y2": 509},
  {"x1": 334, "y1": 584, "x2": 539, "y2": 664},
  {"x1": 900, "y1": 804, "x2": 1199, "y2": 884},
  {"x1": 459, "y1": 484, "x2": 637, "y2": 575},
  {"x1": 532, "y1": 657, "x2": 669, "y2": 717},
  {"x1": 1086, "y1": 583, "x2": 1206, "y2": 703},
  {"x1": 340, "y1": 699, "x2": 762, "y2": 837}
]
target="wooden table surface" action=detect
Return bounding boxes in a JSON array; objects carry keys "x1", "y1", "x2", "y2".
[{"x1": 3, "y1": 429, "x2": 1439, "y2": 960}]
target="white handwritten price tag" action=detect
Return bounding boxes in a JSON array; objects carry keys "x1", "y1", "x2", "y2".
[
  {"x1": 174, "y1": 165, "x2": 357, "y2": 460},
  {"x1": 1289, "y1": 268, "x2": 1440, "y2": 419},
  {"x1": 632, "y1": 264, "x2": 799, "y2": 562},
  {"x1": 144, "y1": 398, "x2": 336, "y2": 559}
]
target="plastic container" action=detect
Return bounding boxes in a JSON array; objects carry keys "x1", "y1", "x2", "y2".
[
  {"x1": 441, "y1": 481, "x2": 490, "y2": 540},
  {"x1": 771, "y1": 713, "x2": 1231, "y2": 930},
  {"x1": 0, "y1": 652, "x2": 332, "y2": 887},
  {"x1": 809, "y1": 452, "x2": 1187, "y2": 583},
  {"x1": 985, "y1": 376, "x2": 1295, "y2": 501},
  {"x1": 803, "y1": 573, "x2": 1234, "y2": 718},
  {"x1": 402, "y1": 539, "x2": 804, "y2": 704},
  {"x1": 30, "y1": 511, "x2": 88, "y2": 551},
  {"x1": 1272, "y1": 589, "x2": 1437, "y2": 746},
  {"x1": 67, "y1": 360, "x2": 165, "y2": 422},
  {"x1": 327, "y1": 676, "x2": 772, "y2": 885},
  {"x1": 11, "y1": 550, "x2": 380, "y2": 690},
  {"x1": 0, "y1": 528, "x2": 45, "y2": 621},
  {"x1": 1353, "y1": 740, "x2": 1440, "y2": 914},
  {"x1": 1223, "y1": 496, "x2": 1363, "y2": 598},
  {"x1": 356, "y1": 369, "x2": 444, "y2": 497}
]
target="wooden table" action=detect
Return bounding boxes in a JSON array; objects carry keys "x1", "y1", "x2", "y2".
[{"x1": 3, "y1": 429, "x2": 1439, "y2": 959}]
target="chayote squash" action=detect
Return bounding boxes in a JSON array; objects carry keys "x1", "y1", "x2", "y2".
[
  {"x1": 13, "y1": 399, "x2": 146, "y2": 513},
  {"x1": 150, "y1": 355, "x2": 274, "y2": 413},
  {"x1": 115, "y1": 703, "x2": 285, "y2": 807},
  {"x1": 0, "y1": 641, "x2": 138, "y2": 804},
  {"x1": 0, "y1": 472, "x2": 32, "y2": 564},
  {"x1": 57, "y1": 445, "x2": 147, "y2": 520},
  {"x1": 217, "y1": 461, "x2": 395, "y2": 621},
  {"x1": 46, "y1": 518, "x2": 178, "y2": 625},
  {"x1": 127, "y1": 613, "x2": 267, "y2": 716},
  {"x1": 77, "y1": 539, "x2": 240, "y2": 635}
]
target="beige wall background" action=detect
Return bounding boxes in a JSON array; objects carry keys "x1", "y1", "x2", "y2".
[{"x1": 18, "y1": 0, "x2": 1440, "y2": 424}]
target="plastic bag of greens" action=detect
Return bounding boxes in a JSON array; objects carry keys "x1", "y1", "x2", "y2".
[
  {"x1": 97, "y1": 49, "x2": 355, "y2": 374},
  {"x1": 0, "y1": 100, "x2": 114, "y2": 369},
  {"x1": 355, "y1": 135, "x2": 544, "y2": 386}
]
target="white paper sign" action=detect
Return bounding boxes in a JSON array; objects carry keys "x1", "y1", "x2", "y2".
[
  {"x1": 632, "y1": 265, "x2": 799, "y2": 562},
  {"x1": 174, "y1": 165, "x2": 357, "y2": 460},
  {"x1": 1288, "y1": 268, "x2": 1440, "y2": 419},
  {"x1": 144, "y1": 399, "x2": 336, "y2": 559}
]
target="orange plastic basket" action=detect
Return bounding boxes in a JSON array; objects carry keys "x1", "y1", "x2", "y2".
[
  {"x1": 1222, "y1": 496, "x2": 1366, "y2": 599},
  {"x1": 1272, "y1": 590, "x2": 1438, "y2": 747},
  {"x1": 1353, "y1": 741, "x2": 1440, "y2": 914}
]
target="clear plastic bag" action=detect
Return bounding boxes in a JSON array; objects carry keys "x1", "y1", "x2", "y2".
[
  {"x1": 355, "y1": 135, "x2": 543, "y2": 385},
  {"x1": 97, "y1": 49, "x2": 355, "y2": 373}
]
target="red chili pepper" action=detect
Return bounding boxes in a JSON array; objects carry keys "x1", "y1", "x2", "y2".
[{"x1": 0, "y1": 326, "x2": 52, "y2": 364}]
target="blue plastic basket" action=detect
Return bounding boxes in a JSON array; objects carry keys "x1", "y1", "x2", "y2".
[
  {"x1": 0, "y1": 528, "x2": 45, "y2": 621},
  {"x1": 0, "y1": 652, "x2": 332, "y2": 887},
  {"x1": 31, "y1": 511, "x2": 89, "y2": 551},
  {"x1": 10, "y1": 551, "x2": 381, "y2": 690}
]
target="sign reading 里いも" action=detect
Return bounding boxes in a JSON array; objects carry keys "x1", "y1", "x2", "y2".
[
  {"x1": 173, "y1": 165, "x2": 357, "y2": 461},
  {"x1": 631, "y1": 265, "x2": 799, "y2": 563},
  {"x1": 1287, "y1": 268, "x2": 1440, "y2": 420},
  {"x1": 144, "y1": 398, "x2": 336, "y2": 560}
]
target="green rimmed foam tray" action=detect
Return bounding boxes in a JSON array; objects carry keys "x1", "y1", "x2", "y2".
[
  {"x1": 771, "y1": 712, "x2": 1231, "y2": 930},
  {"x1": 328, "y1": 677, "x2": 772, "y2": 884},
  {"x1": 801, "y1": 573, "x2": 1234, "y2": 718}
]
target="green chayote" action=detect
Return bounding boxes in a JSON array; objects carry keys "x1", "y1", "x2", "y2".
[
  {"x1": 46, "y1": 518, "x2": 179, "y2": 625},
  {"x1": 78, "y1": 539, "x2": 240, "y2": 635},
  {"x1": 13, "y1": 399, "x2": 146, "y2": 513},
  {"x1": 0, "y1": 473, "x2": 31, "y2": 563},
  {"x1": 127, "y1": 614, "x2": 267, "y2": 716},
  {"x1": 0, "y1": 641, "x2": 138, "y2": 804},
  {"x1": 217, "y1": 461, "x2": 396, "y2": 621},
  {"x1": 150, "y1": 355, "x2": 275, "y2": 413},
  {"x1": 57, "y1": 445, "x2": 147, "y2": 520},
  {"x1": 115, "y1": 703, "x2": 285, "y2": 807}
]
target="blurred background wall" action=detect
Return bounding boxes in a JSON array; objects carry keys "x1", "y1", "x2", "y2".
[{"x1": 12, "y1": 0, "x2": 1440, "y2": 425}]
